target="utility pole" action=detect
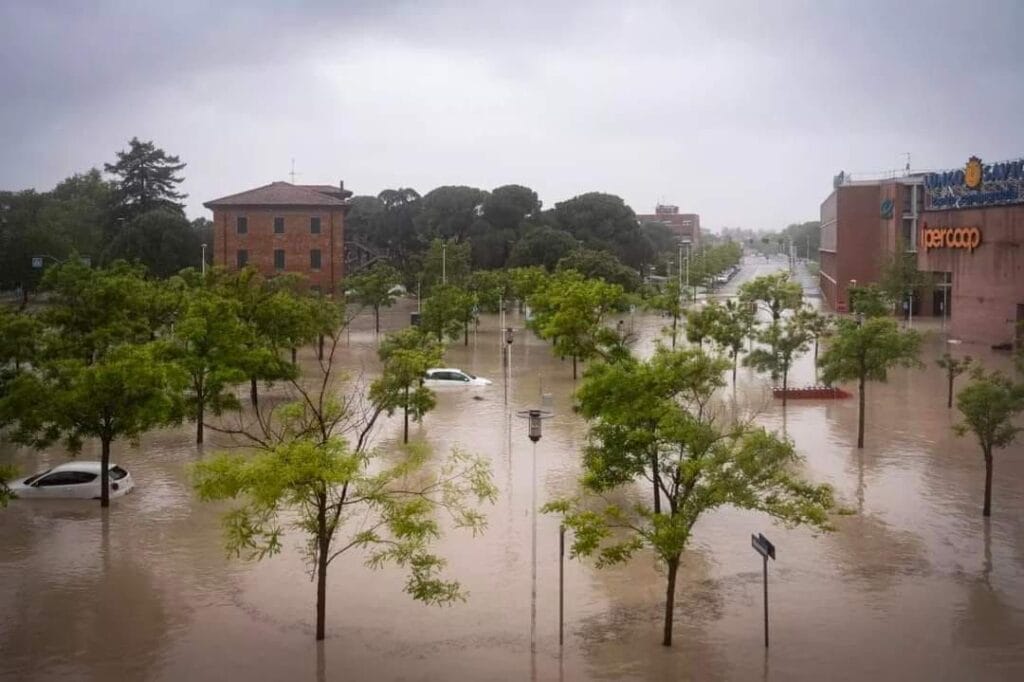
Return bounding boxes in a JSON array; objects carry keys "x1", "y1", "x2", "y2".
[{"x1": 442, "y1": 242, "x2": 447, "y2": 285}]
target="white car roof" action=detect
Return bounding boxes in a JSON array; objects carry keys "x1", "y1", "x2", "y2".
[
  {"x1": 426, "y1": 368, "x2": 466, "y2": 373},
  {"x1": 50, "y1": 461, "x2": 121, "y2": 473}
]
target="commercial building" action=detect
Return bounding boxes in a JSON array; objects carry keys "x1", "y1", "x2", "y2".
[
  {"x1": 638, "y1": 205, "x2": 701, "y2": 247},
  {"x1": 917, "y1": 157, "x2": 1024, "y2": 346},
  {"x1": 819, "y1": 174, "x2": 927, "y2": 313},
  {"x1": 204, "y1": 181, "x2": 351, "y2": 294}
]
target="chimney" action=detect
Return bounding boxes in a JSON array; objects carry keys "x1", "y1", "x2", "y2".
[{"x1": 339, "y1": 180, "x2": 345, "y2": 193}]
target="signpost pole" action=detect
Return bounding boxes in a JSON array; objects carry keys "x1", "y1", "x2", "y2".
[
  {"x1": 763, "y1": 553, "x2": 769, "y2": 648},
  {"x1": 559, "y1": 524, "x2": 565, "y2": 647}
]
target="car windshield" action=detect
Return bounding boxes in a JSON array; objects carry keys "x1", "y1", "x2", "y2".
[{"x1": 22, "y1": 469, "x2": 51, "y2": 486}]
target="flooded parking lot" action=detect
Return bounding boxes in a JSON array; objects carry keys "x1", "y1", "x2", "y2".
[{"x1": 2, "y1": 261, "x2": 1023, "y2": 681}]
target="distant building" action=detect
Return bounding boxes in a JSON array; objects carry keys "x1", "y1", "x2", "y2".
[
  {"x1": 638, "y1": 205, "x2": 701, "y2": 247},
  {"x1": 204, "y1": 181, "x2": 352, "y2": 294}
]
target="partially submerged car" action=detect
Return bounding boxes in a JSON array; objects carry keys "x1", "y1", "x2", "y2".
[
  {"x1": 8, "y1": 461, "x2": 134, "y2": 500},
  {"x1": 423, "y1": 368, "x2": 492, "y2": 387}
]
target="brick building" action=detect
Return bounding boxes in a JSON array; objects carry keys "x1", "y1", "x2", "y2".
[
  {"x1": 637, "y1": 205, "x2": 701, "y2": 247},
  {"x1": 819, "y1": 175, "x2": 926, "y2": 313},
  {"x1": 204, "y1": 181, "x2": 351, "y2": 293},
  {"x1": 917, "y1": 157, "x2": 1024, "y2": 346}
]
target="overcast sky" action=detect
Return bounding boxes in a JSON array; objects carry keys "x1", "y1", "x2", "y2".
[{"x1": 2, "y1": 1, "x2": 1022, "y2": 231}]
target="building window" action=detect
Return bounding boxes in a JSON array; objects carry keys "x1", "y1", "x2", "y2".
[
  {"x1": 274, "y1": 217, "x2": 285, "y2": 234},
  {"x1": 310, "y1": 249, "x2": 322, "y2": 271},
  {"x1": 237, "y1": 250, "x2": 248, "y2": 268},
  {"x1": 310, "y1": 217, "x2": 321, "y2": 234},
  {"x1": 236, "y1": 216, "x2": 248, "y2": 234},
  {"x1": 274, "y1": 249, "x2": 285, "y2": 271}
]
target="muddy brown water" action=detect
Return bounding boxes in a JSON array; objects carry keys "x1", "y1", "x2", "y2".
[{"x1": 2, "y1": 259, "x2": 1023, "y2": 681}]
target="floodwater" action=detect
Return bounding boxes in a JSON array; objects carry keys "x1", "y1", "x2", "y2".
[{"x1": 2, "y1": 258, "x2": 1023, "y2": 681}]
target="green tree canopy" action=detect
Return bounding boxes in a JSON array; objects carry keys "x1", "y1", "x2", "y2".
[
  {"x1": 345, "y1": 262, "x2": 402, "y2": 333},
  {"x1": 370, "y1": 327, "x2": 445, "y2": 443},
  {"x1": 104, "y1": 137, "x2": 186, "y2": 219},
  {"x1": 819, "y1": 317, "x2": 921, "y2": 447}
]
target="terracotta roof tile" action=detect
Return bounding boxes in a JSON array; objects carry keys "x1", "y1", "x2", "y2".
[{"x1": 204, "y1": 182, "x2": 350, "y2": 208}]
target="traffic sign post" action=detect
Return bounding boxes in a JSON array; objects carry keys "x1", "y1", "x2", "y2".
[{"x1": 751, "y1": 533, "x2": 776, "y2": 647}]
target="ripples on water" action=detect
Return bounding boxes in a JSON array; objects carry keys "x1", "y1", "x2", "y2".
[{"x1": 2, "y1": 262, "x2": 1023, "y2": 681}]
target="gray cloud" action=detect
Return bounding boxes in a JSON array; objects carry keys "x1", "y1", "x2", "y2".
[{"x1": 2, "y1": 0, "x2": 1022, "y2": 230}]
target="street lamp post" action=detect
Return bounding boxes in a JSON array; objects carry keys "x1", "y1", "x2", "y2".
[
  {"x1": 442, "y1": 242, "x2": 447, "y2": 285},
  {"x1": 201, "y1": 243, "x2": 207, "y2": 276},
  {"x1": 515, "y1": 407, "x2": 554, "y2": 653}
]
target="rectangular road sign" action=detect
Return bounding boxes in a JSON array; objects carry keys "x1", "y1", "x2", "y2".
[{"x1": 751, "y1": 533, "x2": 776, "y2": 560}]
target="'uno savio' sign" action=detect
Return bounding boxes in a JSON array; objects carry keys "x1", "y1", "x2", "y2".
[
  {"x1": 921, "y1": 223, "x2": 982, "y2": 252},
  {"x1": 924, "y1": 156, "x2": 1024, "y2": 210}
]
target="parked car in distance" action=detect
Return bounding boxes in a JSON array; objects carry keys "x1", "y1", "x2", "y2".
[
  {"x1": 8, "y1": 461, "x2": 134, "y2": 500},
  {"x1": 423, "y1": 368, "x2": 492, "y2": 387}
]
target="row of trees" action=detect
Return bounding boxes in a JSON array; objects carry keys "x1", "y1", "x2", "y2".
[{"x1": 0, "y1": 259, "x2": 498, "y2": 642}]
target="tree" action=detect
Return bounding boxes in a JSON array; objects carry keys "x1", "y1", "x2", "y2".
[
  {"x1": 848, "y1": 284, "x2": 891, "y2": 318},
  {"x1": 528, "y1": 272, "x2": 624, "y2": 379},
  {"x1": 954, "y1": 370, "x2": 1024, "y2": 517},
  {"x1": 164, "y1": 287, "x2": 252, "y2": 444},
  {"x1": 345, "y1": 262, "x2": 402, "y2": 334},
  {"x1": 104, "y1": 137, "x2": 186, "y2": 220},
  {"x1": 818, "y1": 317, "x2": 921, "y2": 448},
  {"x1": 0, "y1": 463, "x2": 17, "y2": 508},
  {"x1": 371, "y1": 328, "x2": 445, "y2": 443},
  {"x1": 415, "y1": 186, "x2": 488, "y2": 242},
  {"x1": 0, "y1": 306, "x2": 42, "y2": 374},
  {"x1": 794, "y1": 307, "x2": 833, "y2": 368},
  {"x1": 193, "y1": 326, "x2": 495, "y2": 641},
  {"x1": 709, "y1": 299, "x2": 755, "y2": 386},
  {"x1": 481, "y1": 184, "x2": 540, "y2": 231},
  {"x1": 421, "y1": 284, "x2": 476, "y2": 345},
  {"x1": 421, "y1": 238, "x2": 471, "y2": 293},
  {"x1": 878, "y1": 245, "x2": 933, "y2": 318},
  {"x1": 0, "y1": 344, "x2": 182, "y2": 506},
  {"x1": 550, "y1": 346, "x2": 832, "y2": 646},
  {"x1": 557, "y1": 249, "x2": 641, "y2": 291},
  {"x1": 739, "y1": 272, "x2": 803, "y2": 323},
  {"x1": 744, "y1": 315, "x2": 811, "y2": 407},
  {"x1": 103, "y1": 207, "x2": 202, "y2": 276},
  {"x1": 936, "y1": 353, "x2": 974, "y2": 409},
  {"x1": 647, "y1": 279, "x2": 683, "y2": 348},
  {"x1": 507, "y1": 226, "x2": 578, "y2": 271},
  {"x1": 552, "y1": 192, "x2": 650, "y2": 269},
  {"x1": 684, "y1": 304, "x2": 720, "y2": 350}
]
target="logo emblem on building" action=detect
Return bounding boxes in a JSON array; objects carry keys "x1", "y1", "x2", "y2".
[
  {"x1": 964, "y1": 156, "x2": 983, "y2": 190},
  {"x1": 880, "y1": 198, "x2": 894, "y2": 219}
]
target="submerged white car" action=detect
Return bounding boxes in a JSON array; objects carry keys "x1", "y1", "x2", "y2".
[
  {"x1": 8, "y1": 461, "x2": 134, "y2": 500},
  {"x1": 423, "y1": 368, "x2": 492, "y2": 387}
]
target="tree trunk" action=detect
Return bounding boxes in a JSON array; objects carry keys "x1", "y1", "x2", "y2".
[
  {"x1": 374, "y1": 305, "x2": 380, "y2": 334},
  {"x1": 316, "y1": 499, "x2": 329, "y2": 641},
  {"x1": 403, "y1": 385, "x2": 410, "y2": 444},
  {"x1": 464, "y1": 321, "x2": 469, "y2": 346},
  {"x1": 250, "y1": 377, "x2": 259, "y2": 408},
  {"x1": 672, "y1": 316, "x2": 677, "y2": 349},
  {"x1": 947, "y1": 374, "x2": 954, "y2": 409},
  {"x1": 572, "y1": 355, "x2": 578, "y2": 380},
  {"x1": 100, "y1": 436, "x2": 111, "y2": 508},
  {"x1": 196, "y1": 377, "x2": 205, "y2": 444},
  {"x1": 857, "y1": 373, "x2": 866, "y2": 448},
  {"x1": 291, "y1": 347, "x2": 297, "y2": 364},
  {"x1": 651, "y1": 451, "x2": 661, "y2": 514},
  {"x1": 732, "y1": 353, "x2": 738, "y2": 386},
  {"x1": 782, "y1": 369, "x2": 788, "y2": 408},
  {"x1": 662, "y1": 557, "x2": 680, "y2": 646},
  {"x1": 983, "y1": 449, "x2": 993, "y2": 517},
  {"x1": 318, "y1": 334, "x2": 324, "y2": 360}
]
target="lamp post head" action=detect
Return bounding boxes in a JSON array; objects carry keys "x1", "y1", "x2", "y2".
[
  {"x1": 505, "y1": 327, "x2": 514, "y2": 345},
  {"x1": 516, "y1": 407, "x2": 553, "y2": 443}
]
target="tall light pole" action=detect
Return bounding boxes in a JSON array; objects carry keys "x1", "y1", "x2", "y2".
[
  {"x1": 515, "y1": 407, "x2": 553, "y2": 653},
  {"x1": 201, "y1": 243, "x2": 207, "y2": 275},
  {"x1": 442, "y1": 241, "x2": 447, "y2": 285}
]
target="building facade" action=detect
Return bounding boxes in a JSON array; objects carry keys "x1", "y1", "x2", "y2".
[
  {"x1": 637, "y1": 205, "x2": 701, "y2": 247},
  {"x1": 819, "y1": 176, "x2": 926, "y2": 313},
  {"x1": 204, "y1": 182, "x2": 351, "y2": 294},
  {"x1": 917, "y1": 157, "x2": 1024, "y2": 346}
]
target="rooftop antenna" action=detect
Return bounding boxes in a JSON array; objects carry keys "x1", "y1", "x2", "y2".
[
  {"x1": 289, "y1": 158, "x2": 301, "y2": 184},
  {"x1": 902, "y1": 152, "x2": 911, "y2": 172}
]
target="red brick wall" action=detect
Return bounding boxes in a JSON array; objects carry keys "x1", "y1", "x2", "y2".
[
  {"x1": 820, "y1": 184, "x2": 881, "y2": 311},
  {"x1": 212, "y1": 207, "x2": 345, "y2": 293},
  {"x1": 918, "y1": 204, "x2": 1024, "y2": 345}
]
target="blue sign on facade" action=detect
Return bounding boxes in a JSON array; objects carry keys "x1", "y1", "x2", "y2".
[{"x1": 924, "y1": 158, "x2": 1024, "y2": 210}]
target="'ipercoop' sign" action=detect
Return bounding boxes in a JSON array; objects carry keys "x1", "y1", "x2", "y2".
[{"x1": 921, "y1": 224, "x2": 982, "y2": 252}]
